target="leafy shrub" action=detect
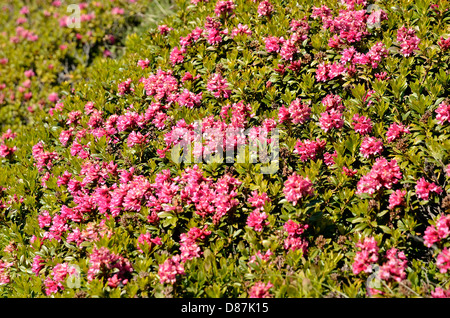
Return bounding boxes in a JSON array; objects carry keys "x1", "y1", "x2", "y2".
[{"x1": 1, "y1": 0, "x2": 450, "y2": 298}]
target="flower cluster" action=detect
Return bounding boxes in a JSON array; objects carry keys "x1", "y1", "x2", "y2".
[
  {"x1": 352, "y1": 236, "x2": 379, "y2": 275},
  {"x1": 283, "y1": 173, "x2": 314, "y2": 206},
  {"x1": 356, "y1": 157, "x2": 402, "y2": 195},
  {"x1": 423, "y1": 214, "x2": 450, "y2": 247},
  {"x1": 415, "y1": 177, "x2": 443, "y2": 201},
  {"x1": 396, "y1": 26, "x2": 421, "y2": 56},
  {"x1": 283, "y1": 219, "x2": 309, "y2": 253},
  {"x1": 278, "y1": 98, "x2": 311, "y2": 125},
  {"x1": 87, "y1": 246, "x2": 133, "y2": 288}
]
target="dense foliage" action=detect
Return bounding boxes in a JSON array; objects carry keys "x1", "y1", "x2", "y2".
[{"x1": 1, "y1": 0, "x2": 450, "y2": 298}]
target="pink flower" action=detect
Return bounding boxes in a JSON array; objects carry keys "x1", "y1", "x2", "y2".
[
  {"x1": 247, "y1": 210, "x2": 269, "y2": 232},
  {"x1": 388, "y1": 190, "x2": 406, "y2": 210},
  {"x1": 0, "y1": 260, "x2": 13, "y2": 285},
  {"x1": 249, "y1": 250, "x2": 273, "y2": 264},
  {"x1": 231, "y1": 24, "x2": 252, "y2": 38},
  {"x1": 48, "y1": 92, "x2": 59, "y2": 103},
  {"x1": 352, "y1": 114, "x2": 373, "y2": 135},
  {"x1": 323, "y1": 150, "x2": 337, "y2": 166},
  {"x1": 257, "y1": 1, "x2": 274, "y2": 17},
  {"x1": 279, "y1": 39, "x2": 297, "y2": 61},
  {"x1": 137, "y1": 233, "x2": 162, "y2": 253},
  {"x1": 158, "y1": 255, "x2": 185, "y2": 284},
  {"x1": 423, "y1": 214, "x2": 450, "y2": 247},
  {"x1": 169, "y1": 47, "x2": 186, "y2": 66},
  {"x1": 322, "y1": 94, "x2": 344, "y2": 112},
  {"x1": 278, "y1": 98, "x2": 311, "y2": 125},
  {"x1": 31, "y1": 255, "x2": 45, "y2": 276},
  {"x1": 127, "y1": 131, "x2": 148, "y2": 148},
  {"x1": 249, "y1": 281, "x2": 273, "y2": 298},
  {"x1": 396, "y1": 26, "x2": 421, "y2": 56},
  {"x1": 264, "y1": 36, "x2": 283, "y2": 53},
  {"x1": 415, "y1": 177, "x2": 443, "y2": 201},
  {"x1": 137, "y1": 58, "x2": 150, "y2": 69},
  {"x1": 343, "y1": 166, "x2": 358, "y2": 177},
  {"x1": 352, "y1": 236, "x2": 379, "y2": 275},
  {"x1": 437, "y1": 247, "x2": 450, "y2": 273},
  {"x1": 432, "y1": 287, "x2": 450, "y2": 298},
  {"x1": 360, "y1": 136, "x2": 383, "y2": 158},
  {"x1": 378, "y1": 248, "x2": 407, "y2": 282},
  {"x1": 117, "y1": 78, "x2": 134, "y2": 95},
  {"x1": 438, "y1": 36, "x2": 450, "y2": 51},
  {"x1": 356, "y1": 157, "x2": 402, "y2": 195},
  {"x1": 283, "y1": 173, "x2": 314, "y2": 206},
  {"x1": 214, "y1": 0, "x2": 235, "y2": 17},
  {"x1": 386, "y1": 122, "x2": 410, "y2": 142},
  {"x1": 294, "y1": 138, "x2": 326, "y2": 162},
  {"x1": 435, "y1": 101, "x2": 450, "y2": 125},
  {"x1": 87, "y1": 246, "x2": 133, "y2": 285},
  {"x1": 318, "y1": 110, "x2": 344, "y2": 132},
  {"x1": 248, "y1": 190, "x2": 270, "y2": 211},
  {"x1": 142, "y1": 69, "x2": 178, "y2": 101},
  {"x1": 177, "y1": 89, "x2": 202, "y2": 108},
  {"x1": 207, "y1": 73, "x2": 231, "y2": 99},
  {"x1": 158, "y1": 24, "x2": 173, "y2": 35}
]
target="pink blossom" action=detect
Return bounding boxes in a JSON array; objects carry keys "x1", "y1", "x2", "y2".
[
  {"x1": 323, "y1": 150, "x2": 338, "y2": 166},
  {"x1": 438, "y1": 36, "x2": 450, "y2": 51},
  {"x1": 318, "y1": 110, "x2": 344, "y2": 132},
  {"x1": 249, "y1": 281, "x2": 273, "y2": 298},
  {"x1": 322, "y1": 94, "x2": 344, "y2": 112},
  {"x1": 435, "y1": 102, "x2": 450, "y2": 125},
  {"x1": 117, "y1": 78, "x2": 134, "y2": 95},
  {"x1": 360, "y1": 136, "x2": 383, "y2": 158},
  {"x1": 87, "y1": 246, "x2": 133, "y2": 285},
  {"x1": 386, "y1": 122, "x2": 410, "y2": 142},
  {"x1": 158, "y1": 24, "x2": 173, "y2": 35},
  {"x1": 177, "y1": 89, "x2": 202, "y2": 108},
  {"x1": 352, "y1": 236, "x2": 379, "y2": 275},
  {"x1": 214, "y1": 0, "x2": 235, "y2": 17},
  {"x1": 257, "y1": 1, "x2": 274, "y2": 17},
  {"x1": 48, "y1": 92, "x2": 59, "y2": 103},
  {"x1": 127, "y1": 131, "x2": 148, "y2": 148},
  {"x1": 169, "y1": 47, "x2": 186, "y2": 66},
  {"x1": 388, "y1": 189, "x2": 406, "y2": 210},
  {"x1": 142, "y1": 69, "x2": 178, "y2": 101},
  {"x1": 31, "y1": 255, "x2": 45, "y2": 276},
  {"x1": 249, "y1": 250, "x2": 273, "y2": 264},
  {"x1": 423, "y1": 214, "x2": 450, "y2": 247},
  {"x1": 378, "y1": 248, "x2": 407, "y2": 282},
  {"x1": 294, "y1": 138, "x2": 326, "y2": 162},
  {"x1": 396, "y1": 26, "x2": 421, "y2": 56},
  {"x1": 247, "y1": 190, "x2": 270, "y2": 211},
  {"x1": 231, "y1": 24, "x2": 252, "y2": 38},
  {"x1": 356, "y1": 157, "x2": 402, "y2": 195},
  {"x1": 0, "y1": 260, "x2": 13, "y2": 285},
  {"x1": 283, "y1": 173, "x2": 314, "y2": 206},
  {"x1": 415, "y1": 177, "x2": 443, "y2": 201},
  {"x1": 207, "y1": 73, "x2": 231, "y2": 99},
  {"x1": 264, "y1": 36, "x2": 283, "y2": 53},
  {"x1": 432, "y1": 287, "x2": 450, "y2": 298},
  {"x1": 437, "y1": 247, "x2": 450, "y2": 273},
  {"x1": 137, "y1": 233, "x2": 162, "y2": 253},
  {"x1": 158, "y1": 255, "x2": 185, "y2": 284},
  {"x1": 137, "y1": 58, "x2": 150, "y2": 69},
  {"x1": 247, "y1": 210, "x2": 269, "y2": 232},
  {"x1": 343, "y1": 166, "x2": 358, "y2": 177},
  {"x1": 352, "y1": 114, "x2": 373, "y2": 135},
  {"x1": 279, "y1": 39, "x2": 297, "y2": 61}
]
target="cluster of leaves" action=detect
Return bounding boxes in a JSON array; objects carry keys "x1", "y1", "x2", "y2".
[{"x1": 1, "y1": 0, "x2": 450, "y2": 298}]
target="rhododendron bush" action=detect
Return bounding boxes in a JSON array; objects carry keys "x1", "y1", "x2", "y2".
[{"x1": 1, "y1": 0, "x2": 450, "y2": 298}]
